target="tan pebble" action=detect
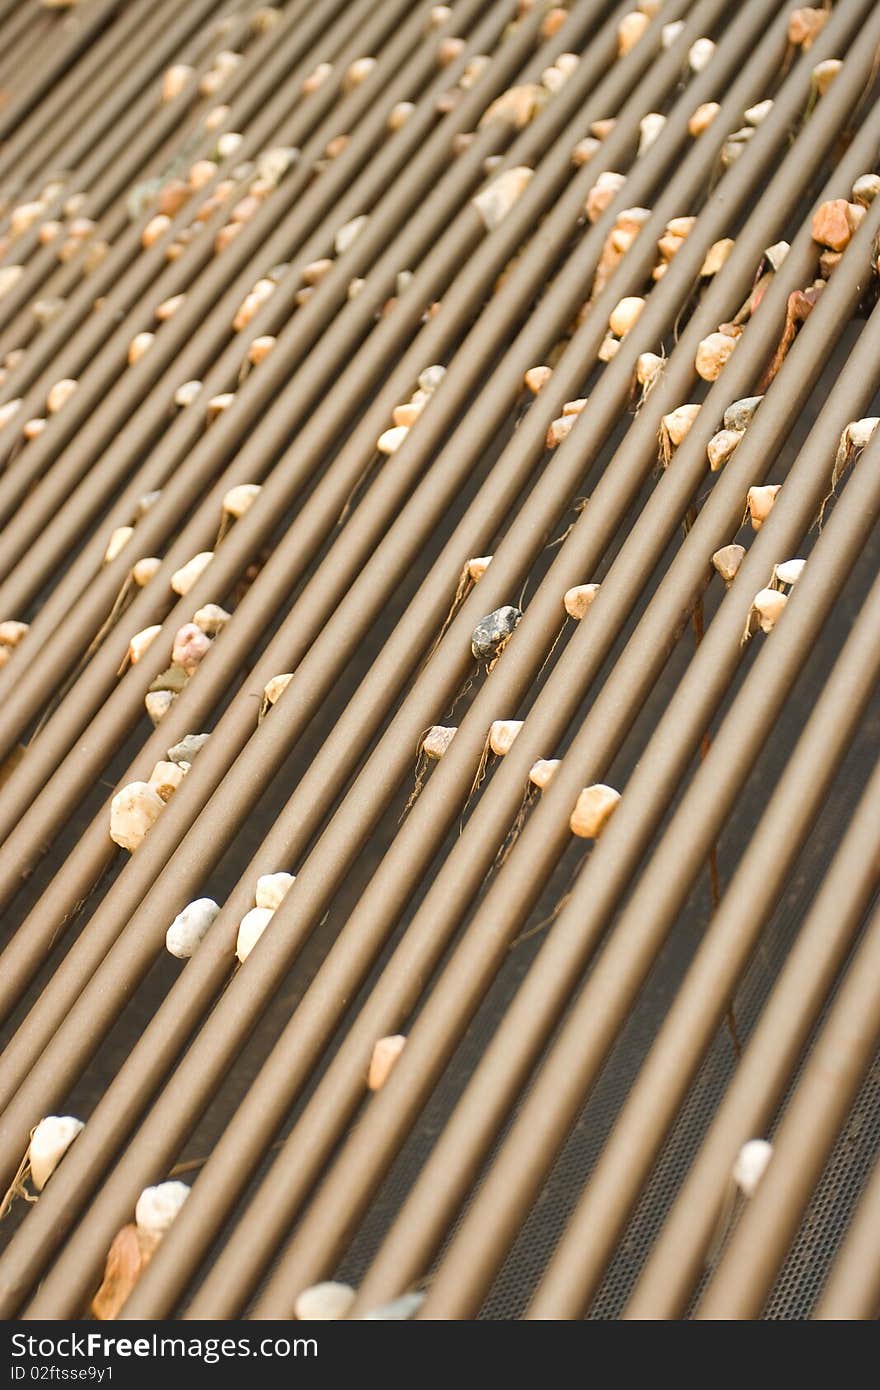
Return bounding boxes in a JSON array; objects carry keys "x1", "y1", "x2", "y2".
[
  {"x1": 747, "y1": 484, "x2": 780, "y2": 530},
  {"x1": 247, "y1": 336, "x2": 275, "y2": 365},
  {"x1": 255, "y1": 872, "x2": 295, "y2": 910},
  {"x1": 189, "y1": 159, "x2": 218, "y2": 190},
  {"x1": 263, "y1": 673, "x2": 292, "y2": 711},
  {"x1": 11, "y1": 202, "x2": 46, "y2": 235},
  {"x1": 156, "y1": 294, "x2": 184, "y2": 322},
  {"x1": 128, "y1": 331, "x2": 154, "y2": 365},
  {"x1": 302, "y1": 258, "x2": 333, "y2": 286},
  {"x1": 428, "y1": 3, "x2": 451, "y2": 25},
  {"x1": 524, "y1": 365, "x2": 551, "y2": 393},
  {"x1": 423, "y1": 725, "x2": 456, "y2": 759},
  {"x1": 39, "y1": 220, "x2": 62, "y2": 244},
  {"x1": 192, "y1": 603, "x2": 231, "y2": 635},
  {"x1": 378, "y1": 425, "x2": 409, "y2": 454},
  {"x1": 789, "y1": 6, "x2": 828, "y2": 47},
  {"x1": 811, "y1": 199, "x2": 851, "y2": 251},
  {"x1": 437, "y1": 36, "x2": 464, "y2": 65},
  {"x1": 489, "y1": 719, "x2": 522, "y2": 756},
  {"x1": 109, "y1": 781, "x2": 165, "y2": 851},
  {"x1": 712, "y1": 543, "x2": 745, "y2": 585},
  {"x1": 303, "y1": 61, "x2": 332, "y2": 93},
  {"x1": 214, "y1": 223, "x2": 243, "y2": 254},
  {"x1": 162, "y1": 64, "x2": 193, "y2": 101},
  {"x1": 223, "y1": 482, "x2": 261, "y2": 517},
  {"x1": 467, "y1": 556, "x2": 492, "y2": 581},
  {"x1": 368, "y1": 1035, "x2": 406, "y2": 1090},
  {"x1": 217, "y1": 132, "x2": 243, "y2": 159},
  {"x1": 473, "y1": 167, "x2": 533, "y2": 231},
  {"x1": 618, "y1": 10, "x2": 649, "y2": 55},
  {"x1": 157, "y1": 180, "x2": 190, "y2": 217},
  {"x1": 546, "y1": 415, "x2": 576, "y2": 447},
  {"x1": 688, "y1": 102, "x2": 720, "y2": 136},
  {"x1": 204, "y1": 104, "x2": 230, "y2": 131},
  {"x1": 388, "y1": 101, "x2": 415, "y2": 130},
  {"x1": 132, "y1": 557, "x2": 161, "y2": 586},
  {"x1": 572, "y1": 137, "x2": 600, "y2": 165},
  {"x1": 695, "y1": 331, "x2": 737, "y2": 382},
  {"x1": 707, "y1": 429, "x2": 743, "y2": 471},
  {"x1": 636, "y1": 352, "x2": 662, "y2": 385},
  {"x1": 662, "y1": 403, "x2": 700, "y2": 447},
  {"x1": 480, "y1": 84, "x2": 547, "y2": 130},
  {"x1": 700, "y1": 237, "x2": 734, "y2": 275},
  {"x1": 128, "y1": 625, "x2": 162, "y2": 664},
  {"x1": 103, "y1": 526, "x2": 133, "y2": 564},
  {"x1": 392, "y1": 401, "x2": 423, "y2": 427},
  {"x1": 852, "y1": 174, "x2": 880, "y2": 207},
  {"x1": 562, "y1": 398, "x2": 587, "y2": 416},
  {"x1": 172, "y1": 622, "x2": 211, "y2": 674},
  {"x1": 529, "y1": 758, "x2": 560, "y2": 789},
  {"x1": 598, "y1": 334, "x2": 620, "y2": 361},
  {"x1": 345, "y1": 56, "x2": 376, "y2": 89},
  {"x1": 231, "y1": 195, "x2": 261, "y2": 224},
  {"x1": 46, "y1": 377, "x2": 76, "y2": 413},
  {"x1": 0, "y1": 398, "x2": 21, "y2": 427},
  {"x1": 609, "y1": 295, "x2": 644, "y2": 337},
  {"x1": 0, "y1": 620, "x2": 28, "y2": 647},
  {"x1": 638, "y1": 112, "x2": 665, "y2": 154},
  {"x1": 142, "y1": 214, "x2": 171, "y2": 248},
  {"x1": 199, "y1": 70, "x2": 226, "y2": 98},
  {"x1": 145, "y1": 690, "x2": 176, "y2": 724},
  {"x1": 744, "y1": 99, "x2": 773, "y2": 126},
  {"x1": 570, "y1": 784, "x2": 620, "y2": 838},
  {"x1": 564, "y1": 583, "x2": 600, "y2": 619},
  {"x1": 149, "y1": 760, "x2": 187, "y2": 802},
  {"x1": 813, "y1": 58, "x2": 841, "y2": 95},
  {"x1": 171, "y1": 552, "x2": 213, "y2": 595},
  {"x1": 585, "y1": 171, "x2": 625, "y2": 223},
  {"x1": 23, "y1": 418, "x2": 46, "y2": 440},
  {"x1": 540, "y1": 7, "x2": 567, "y2": 37},
  {"x1": 206, "y1": 392, "x2": 235, "y2": 421}
]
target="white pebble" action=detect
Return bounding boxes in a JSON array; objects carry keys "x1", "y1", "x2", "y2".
[
  {"x1": 775, "y1": 558, "x2": 805, "y2": 586},
  {"x1": 570, "y1": 784, "x2": 620, "y2": 838},
  {"x1": 135, "y1": 1182, "x2": 190, "y2": 1236},
  {"x1": 335, "y1": 215, "x2": 368, "y2": 254},
  {"x1": 564, "y1": 583, "x2": 600, "y2": 619},
  {"x1": 529, "y1": 758, "x2": 560, "y2": 789},
  {"x1": 128, "y1": 625, "x2": 162, "y2": 664},
  {"x1": 423, "y1": 725, "x2": 456, "y2": 759},
  {"x1": 29, "y1": 1116, "x2": 84, "y2": 1191},
  {"x1": 489, "y1": 719, "x2": 522, "y2": 756},
  {"x1": 732, "y1": 1139, "x2": 773, "y2": 1197},
  {"x1": 236, "y1": 906, "x2": 274, "y2": 962},
  {"x1": 166, "y1": 899, "x2": 220, "y2": 957},
  {"x1": 378, "y1": 425, "x2": 409, "y2": 455},
  {"x1": 294, "y1": 1282, "x2": 356, "y2": 1320},
  {"x1": 256, "y1": 872, "x2": 295, "y2": 910}
]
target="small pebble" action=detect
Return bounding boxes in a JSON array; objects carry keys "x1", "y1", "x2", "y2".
[
  {"x1": 128, "y1": 331, "x2": 154, "y2": 365},
  {"x1": 775, "y1": 558, "x2": 805, "y2": 586},
  {"x1": 747, "y1": 484, "x2": 780, "y2": 530},
  {"x1": 135, "y1": 1182, "x2": 190, "y2": 1237},
  {"x1": 132, "y1": 557, "x2": 161, "y2": 586},
  {"x1": 570, "y1": 784, "x2": 620, "y2": 838},
  {"x1": 609, "y1": 296, "x2": 644, "y2": 337},
  {"x1": 700, "y1": 238, "x2": 734, "y2": 275},
  {"x1": 128, "y1": 624, "x2": 162, "y2": 664},
  {"x1": 29, "y1": 1116, "x2": 84, "y2": 1191},
  {"x1": 752, "y1": 587, "x2": 787, "y2": 632},
  {"x1": 695, "y1": 332, "x2": 737, "y2": 382},
  {"x1": 0, "y1": 620, "x2": 29, "y2": 647},
  {"x1": 712, "y1": 543, "x2": 745, "y2": 585},
  {"x1": 104, "y1": 526, "x2": 134, "y2": 564},
  {"x1": 564, "y1": 583, "x2": 600, "y2": 619},
  {"x1": 423, "y1": 725, "x2": 456, "y2": 759},
  {"x1": 636, "y1": 352, "x2": 662, "y2": 386},
  {"x1": 524, "y1": 365, "x2": 551, "y2": 393},
  {"x1": 109, "y1": 782, "x2": 165, "y2": 851},
  {"x1": 473, "y1": 167, "x2": 533, "y2": 231},
  {"x1": 166, "y1": 899, "x2": 219, "y2": 958},
  {"x1": 471, "y1": 606, "x2": 522, "y2": 660},
  {"x1": 661, "y1": 19, "x2": 685, "y2": 46},
  {"x1": 378, "y1": 425, "x2": 409, "y2": 454},
  {"x1": 236, "y1": 906, "x2": 274, "y2": 962},
  {"x1": 171, "y1": 552, "x2": 213, "y2": 595},
  {"x1": 489, "y1": 719, "x2": 522, "y2": 756},
  {"x1": 335, "y1": 215, "x2": 368, "y2": 254},
  {"x1": 145, "y1": 691, "x2": 176, "y2": 725},
  {"x1": 662, "y1": 404, "x2": 700, "y2": 448},
  {"x1": 733, "y1": 1139, "x2": 773, "y2": 1196},
  {"x1": 295, "y1": 1282, "x2": 356, "y2": 1321},
  {"x1": 618, "y1": 10, "x2": 649, "y2": 55},
  {"x1": 723, "y1": 396, "x2": 762, "y2": 432},
  {"x1": 171, "y1": 622, "x2": 210, "y2": 675},
  {"x1": 46, "y1": 378, "x2": 76, "y2": 413},
  {"x1": 529, "y1": 758, "x2": 560, "y2": 789},
  {"x1": 689, "y1": 37, "x2": 715, "y2": 71},
  {"x1": 174, "y1": 380, "x2": 202, "y2": 408},
  {"x1": 193, "y1": 603, "x2": 231, "y2": 635},
  {"x1": 162, "y1": 64, "x2": 194, "y2": 101},
  {"x1": 223, "y1": 482, "x2": 261, "y2": 517},
  {"x1": 167, "y1": 733, "x2": 210, "y2": 765},
  {"x1": 707, "y1": 429, "x2": 743, "y2": 472},
  {"x1": 368, "y1": 1034, "x2": 406, "y2": 1090},
  {"x1": 148, "y1": 760, "x2": 187, "y2": 802},
  {"x1": 638, "y1": 112, "x2": 665, "y2": 155},
  {"x1": 255, "y1": 872, "x2": 295, "y2": 910},
  {"x1": 688, "y1": 102, "x2": 719, "y2": 136}
]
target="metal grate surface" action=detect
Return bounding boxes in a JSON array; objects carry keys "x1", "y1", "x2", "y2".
[{"x1": 0, "y1": 0, "x2": 878, "y2": 1323}]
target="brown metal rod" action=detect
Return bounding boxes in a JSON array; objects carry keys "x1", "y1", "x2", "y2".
[{"x1": 625, "y1": 755, "x2": 880, "y2": 1319}]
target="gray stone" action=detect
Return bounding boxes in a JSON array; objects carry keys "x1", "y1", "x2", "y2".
[
  {"x1": 723, "y1": 395, "x2": 763, "y2": 432},
  {"x1": 166, "y1": 732, "x2": 210, "y2": 765},
  {"x1": 471, "y1": 606, "x2": 522, "y2": 661}
]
